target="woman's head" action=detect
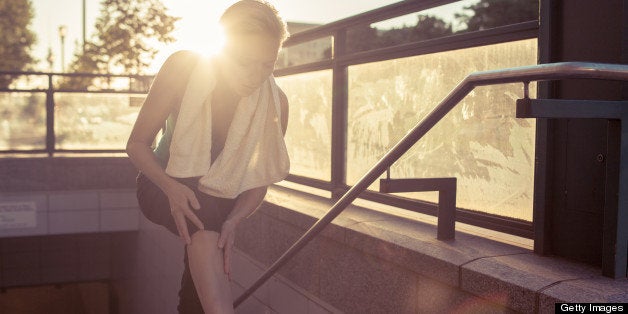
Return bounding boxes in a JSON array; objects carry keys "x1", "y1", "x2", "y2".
[
  {"x1": 220, "y1": 0, "x2": 288, "y2": 46},
  {"x1": 218, "y1": 0, "x2": 288, "y2": 96}
]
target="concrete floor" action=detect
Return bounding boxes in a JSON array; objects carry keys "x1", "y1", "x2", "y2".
[{"x1": 0, "y1": 282, "x2": 110, "y2": 314}]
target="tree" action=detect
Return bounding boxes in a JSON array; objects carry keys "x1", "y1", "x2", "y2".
[
  {"x1": 378, "y1": 14, "x2": 452, "y2": 48},
  {"x1": 346, "y1": 23, "x2": 379, "y2": 53},
  {"x1": 63, "y1": 0, "x2": 179, "y2": 89},
  {"x1": 410, "y1": 14, "x2": 453, "y2": 41},
  {"x1": 456, "y1": 0, "x2": 539, "y2": 31},
  {"x1": 0, "y1": 0, "x2": 37, "y2": 88},
  {"x1": 345, "y1": 14, "x2": 452, "y2": 54}
]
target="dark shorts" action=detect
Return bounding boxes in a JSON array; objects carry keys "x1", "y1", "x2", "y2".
[{"x1": 136, "y1": 172, "x2": 237, "y2": 235}]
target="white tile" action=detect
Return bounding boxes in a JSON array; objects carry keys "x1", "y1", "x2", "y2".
[
  {"x1": 0, "y1": 193, "x2": 47, "y2": 211},
  {"x1": 49, "y1": 192, "x2": 99, "y2": 211},
  {"x1": 100, "y1": 190, "x2": 139, "y2": 209},
  {"x1": 48, "y1": 210, "x2": 99, "y2": 234},
  {"x1": 0, "y1": 212, "x2": 48, "y2": 237},
  {"x1": 100, "y1": 208, "x2": 140, "y2": 231}
]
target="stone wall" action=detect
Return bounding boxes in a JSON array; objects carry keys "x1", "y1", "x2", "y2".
[{"x1": 235, "y1": 186, "x2": 628, "y2": 313}]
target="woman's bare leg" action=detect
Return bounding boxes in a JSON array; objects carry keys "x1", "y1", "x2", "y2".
[{"x1": 187, "y1": 230, "x2": 234, "y2": 314}]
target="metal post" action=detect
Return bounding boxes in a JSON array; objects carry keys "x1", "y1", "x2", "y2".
[
  {"x1": 603, "y1": 118, "x2": 628, "y2": 278},
  {"x1": 331, "y1": 29, "x2": 348, "y2": 199},
  {"x1": 46, "y1": 75, "x2": 55, "y2": 156},
  {"x1": 437, "y1": 179, "x2": 456, "y2": 240}
]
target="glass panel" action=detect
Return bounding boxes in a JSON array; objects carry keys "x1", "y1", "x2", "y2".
[
  {"x1": 54, "y1": 93, "x2": 143, "y2": 150},
  {"x1": 0, "y1": 92, "x2": 46, "y2": 150},
  {"x1": 347, "y1": 0, "x2": 538, "y2": 53},
  {"x1": 276, "y1": 70, "x2": 332, "y2": 181},
  {"x1": 347, "y1": 39, "x2": 537, "y2": 221},
  {"x1": 277, "y1": 36, "x2": 332, "y2": 68}
]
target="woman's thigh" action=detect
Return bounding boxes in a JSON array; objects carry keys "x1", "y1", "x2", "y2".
[{"x1": 136, "y1": 173, "x2": 235, "y2": 235}]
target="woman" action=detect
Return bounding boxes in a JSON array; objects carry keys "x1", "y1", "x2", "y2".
[{"x1": 126, "y1": 1, "x2": 290, "y2": 313}]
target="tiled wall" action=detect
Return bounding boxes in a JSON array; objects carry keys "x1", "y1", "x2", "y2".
[
  {"x1": 0, "y1": 189, "x2": 139, "y2": 289},
  {"x1": 0, "y1": 190, "x2": 140, "y2": 238},
  {"x1": 0, "y1": 155, "x2": 341, "y2": 313}
]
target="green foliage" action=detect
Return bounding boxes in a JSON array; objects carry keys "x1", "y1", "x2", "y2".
[
  {"x1": 456, "y1": 0, "x2": 539, "y2": 31},
  {"x1": 343, "y1": 0, "x2": 538, "y2": 54},
  {"x1": 62, "y1": 0, "x2": 179, "y2": 89},
  {"x1": 0, "y1": 0, "x2": 37, "y2": 88}
]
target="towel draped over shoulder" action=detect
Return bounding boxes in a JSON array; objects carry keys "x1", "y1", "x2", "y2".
[{"x1": 165, "y1": 56, "x2": 290, "y2": 199}]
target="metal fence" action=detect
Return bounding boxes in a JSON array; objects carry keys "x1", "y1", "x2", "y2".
[{"x1": 0, "y1": 0, "x2": 539, "y2": 237}]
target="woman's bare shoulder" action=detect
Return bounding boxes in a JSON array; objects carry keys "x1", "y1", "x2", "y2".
[
  {"x1": 148, "y1": 50, "x2": 202, "y2": 100},
  {"x1": 157, "y1": 50, "x2": 201, "y2": 80}
]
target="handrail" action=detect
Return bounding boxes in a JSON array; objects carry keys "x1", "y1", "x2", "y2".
[{"x1": 233, "y1": 62, "x2": 628, "y2": 307}]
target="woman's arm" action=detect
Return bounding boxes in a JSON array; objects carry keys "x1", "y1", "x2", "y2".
[
  {"x1": 126, "y1": 50, "x2": 204, "y2": 244},
  {"x1": 127, "y1": 50, "x2": 195, "y2": 189}
]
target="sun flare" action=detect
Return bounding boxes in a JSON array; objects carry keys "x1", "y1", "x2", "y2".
[
  {"x1": 187, "y1": 22, "x2": 226, "y2": 57},
  {"x1": 174, "y1": 1, "x2": 231, "y2": 57},
  {"x1": 178, "y1": 23, "x2": 225, "y2": 56}
]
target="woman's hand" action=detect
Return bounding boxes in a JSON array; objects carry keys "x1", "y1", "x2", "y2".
[
  {"x1": 165, "y1": 180, "x2": 204, "y2": 245},
  {"x1": 217, "y1": 218, "x2": 239, "y2": 281}
]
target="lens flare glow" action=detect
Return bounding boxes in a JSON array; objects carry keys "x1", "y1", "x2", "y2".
[{"x1": 186, "y1": 23, "x2": 226, "y2": 57}]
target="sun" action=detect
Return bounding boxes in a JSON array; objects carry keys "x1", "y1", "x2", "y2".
[
  {"x1": 187, "y1": 22, "x2": 226, "y2": 57},
  {"x1": 172, "y1": 1, "x2": 231, "y2": 57},
  {"x1": 146, "y1": 1, "x2": 233, "y2": 73}
]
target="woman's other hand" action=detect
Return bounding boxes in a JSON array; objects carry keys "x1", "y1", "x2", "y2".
[
  {"x1": 165, "y1": 180, "x2": 204, "y2": 245},
  {"x1": 217, "y1": 219, "x2": 238, "y2": 281}
]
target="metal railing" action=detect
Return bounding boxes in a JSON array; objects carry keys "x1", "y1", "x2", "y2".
[
  {"x1": 0, "y1": 71, "x2": 151, "y2": 156},
  {"x1": 273, "y1": 0, "x2": 540, "y2": 238},
  {"x1": 1, "y1": 0, "x2": 542, "y2": 239},
  {"x1": 234, "y1": 62, "x2": 628, "y2": 307}
]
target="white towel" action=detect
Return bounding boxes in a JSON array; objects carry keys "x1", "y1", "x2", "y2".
[{"x1": 165, "y1": 56, "x2": 290, "y2": 198}]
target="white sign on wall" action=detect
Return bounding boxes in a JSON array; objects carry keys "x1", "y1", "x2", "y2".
[{"x1": 0, "y1": 202, "x2": 37, "y2": 229}]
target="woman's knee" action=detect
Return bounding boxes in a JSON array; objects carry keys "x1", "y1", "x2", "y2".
[{"x1": 189, "y1": 229, "x2": 219, "y2": 246}]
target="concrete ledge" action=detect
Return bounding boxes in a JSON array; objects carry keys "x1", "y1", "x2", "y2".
[{"x1": 235, "y1": 185, "x2": 628, "y2": 313}]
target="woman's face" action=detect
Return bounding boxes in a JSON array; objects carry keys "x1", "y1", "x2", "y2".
[{"x1": 219, "y1": 33, "x2": 280, "y2": 97}]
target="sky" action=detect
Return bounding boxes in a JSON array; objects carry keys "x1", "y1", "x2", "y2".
[{"x1": 30, "y1": 0, "x2": 473, "y2": 73}]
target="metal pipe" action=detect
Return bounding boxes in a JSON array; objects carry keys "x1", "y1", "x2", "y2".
[{"x1": 233, "y1": 62, "x2": 628, "y2": 307}]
